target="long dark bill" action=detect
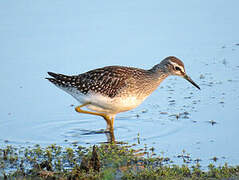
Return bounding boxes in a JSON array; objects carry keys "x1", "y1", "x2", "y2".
[{"x1": 184, "y1": 75, "x2": 200, "y2": 90}]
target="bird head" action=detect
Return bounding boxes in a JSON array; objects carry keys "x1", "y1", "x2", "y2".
[{"x1": 158, "y1": 56, "x2": 200, "y2": 90}]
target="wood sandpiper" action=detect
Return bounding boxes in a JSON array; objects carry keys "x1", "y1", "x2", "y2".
[{"x1": 46, "y1": 56, "x2": 200, "y2": 132}]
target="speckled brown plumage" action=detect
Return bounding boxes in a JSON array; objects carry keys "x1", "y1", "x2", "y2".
[{"x1": 47, "y1": 66, "x2": 151, "y2": 98}]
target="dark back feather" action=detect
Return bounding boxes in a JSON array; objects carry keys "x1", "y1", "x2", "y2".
[{"x1": 47, "y1": 66, "x2": 148, "y2": 98}]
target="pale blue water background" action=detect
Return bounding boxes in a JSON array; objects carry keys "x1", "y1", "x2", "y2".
[{"x1": 0, "y1": 1, "x2": 239, "y2": 166}]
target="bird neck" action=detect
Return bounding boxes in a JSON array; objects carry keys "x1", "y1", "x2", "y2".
[
  {"x1": 135, "y1": 69, "x2": 168, "y2": 99},
  {"x1": 149, "y1": 63, "x2": 170, "y2": 82}
]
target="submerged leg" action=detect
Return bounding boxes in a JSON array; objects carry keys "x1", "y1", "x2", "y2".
[
  {"x1": 105, "y1": 128, "x2": 115, "y2": 143},
  {"x1": 75, "y1": 103, "x2": 115, "y2": 130}
]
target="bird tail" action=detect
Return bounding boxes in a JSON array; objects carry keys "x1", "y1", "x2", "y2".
[{"x1": 46, "y1": 72, "x2": 73, "y2": 87}]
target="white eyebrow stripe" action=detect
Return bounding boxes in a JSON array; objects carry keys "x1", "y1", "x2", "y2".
[{"x1": 170, "y1": 61, "x2": 185, "y2": 73}]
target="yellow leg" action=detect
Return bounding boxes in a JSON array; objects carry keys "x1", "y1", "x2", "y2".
[
  {"x1": 103, "y1": 116, "x2": 115, "y2": 131},
  {"x1": 75, "y1": 103, "x2": 114, "y2": 130}
]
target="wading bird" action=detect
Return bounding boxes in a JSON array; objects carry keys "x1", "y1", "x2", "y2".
[{"x1": 46, "y1": 56, "x2": 200, "y2": 133}]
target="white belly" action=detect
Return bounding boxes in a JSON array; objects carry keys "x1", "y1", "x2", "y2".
[
  {"x1": 86, "y1": 94, "x2": 144, "y2": 114},
  {"x1": 59, "y1": 86, "x2": 145, "y2": 114}
]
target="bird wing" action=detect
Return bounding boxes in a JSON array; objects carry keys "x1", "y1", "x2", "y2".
[{"x1": 47, "y1": 66, "x2": 138, "y2": 98}]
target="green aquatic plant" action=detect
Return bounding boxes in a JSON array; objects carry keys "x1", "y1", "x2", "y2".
[{"x1": 0, "y1": 143, "x2": 239, "y2": 179}]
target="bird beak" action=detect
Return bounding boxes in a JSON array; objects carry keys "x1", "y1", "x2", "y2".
[{"x1": 184, "y1": 74, "x2": 200, "y2": 90}]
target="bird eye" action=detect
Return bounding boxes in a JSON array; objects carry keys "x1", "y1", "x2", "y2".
[{"x1": 175, "y1": 66, "x2": 181, "y2": 71}]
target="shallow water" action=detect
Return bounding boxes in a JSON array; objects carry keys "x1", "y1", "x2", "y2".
[{"x1": 1, "y1": 1, "x2": 239, "y2": 167}]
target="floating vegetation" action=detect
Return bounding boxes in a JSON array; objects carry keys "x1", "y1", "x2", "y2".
[
  {"x1": 141, "y1": 109, "x2": 148, "y2": 113},
  {"x1": 1, "y1": 143, "x2": 239, "y2": 179},
  {"x1": 168, "y1": 111, "x2": 190, "y2": 120},
  {"x1": 207, "y1": 120, "x2": 217, "y2": 126},
  {"x1": 200, "y1": 74, "x2": 205, "y2": 79}
]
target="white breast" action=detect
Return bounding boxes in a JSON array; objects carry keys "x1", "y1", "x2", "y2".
[
  {"x1": 58, "y1": 86, "x2": 146, "y2": 114},
  {"x1": 86, "y1": 93, "x2": 144, "y2": 114}
]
